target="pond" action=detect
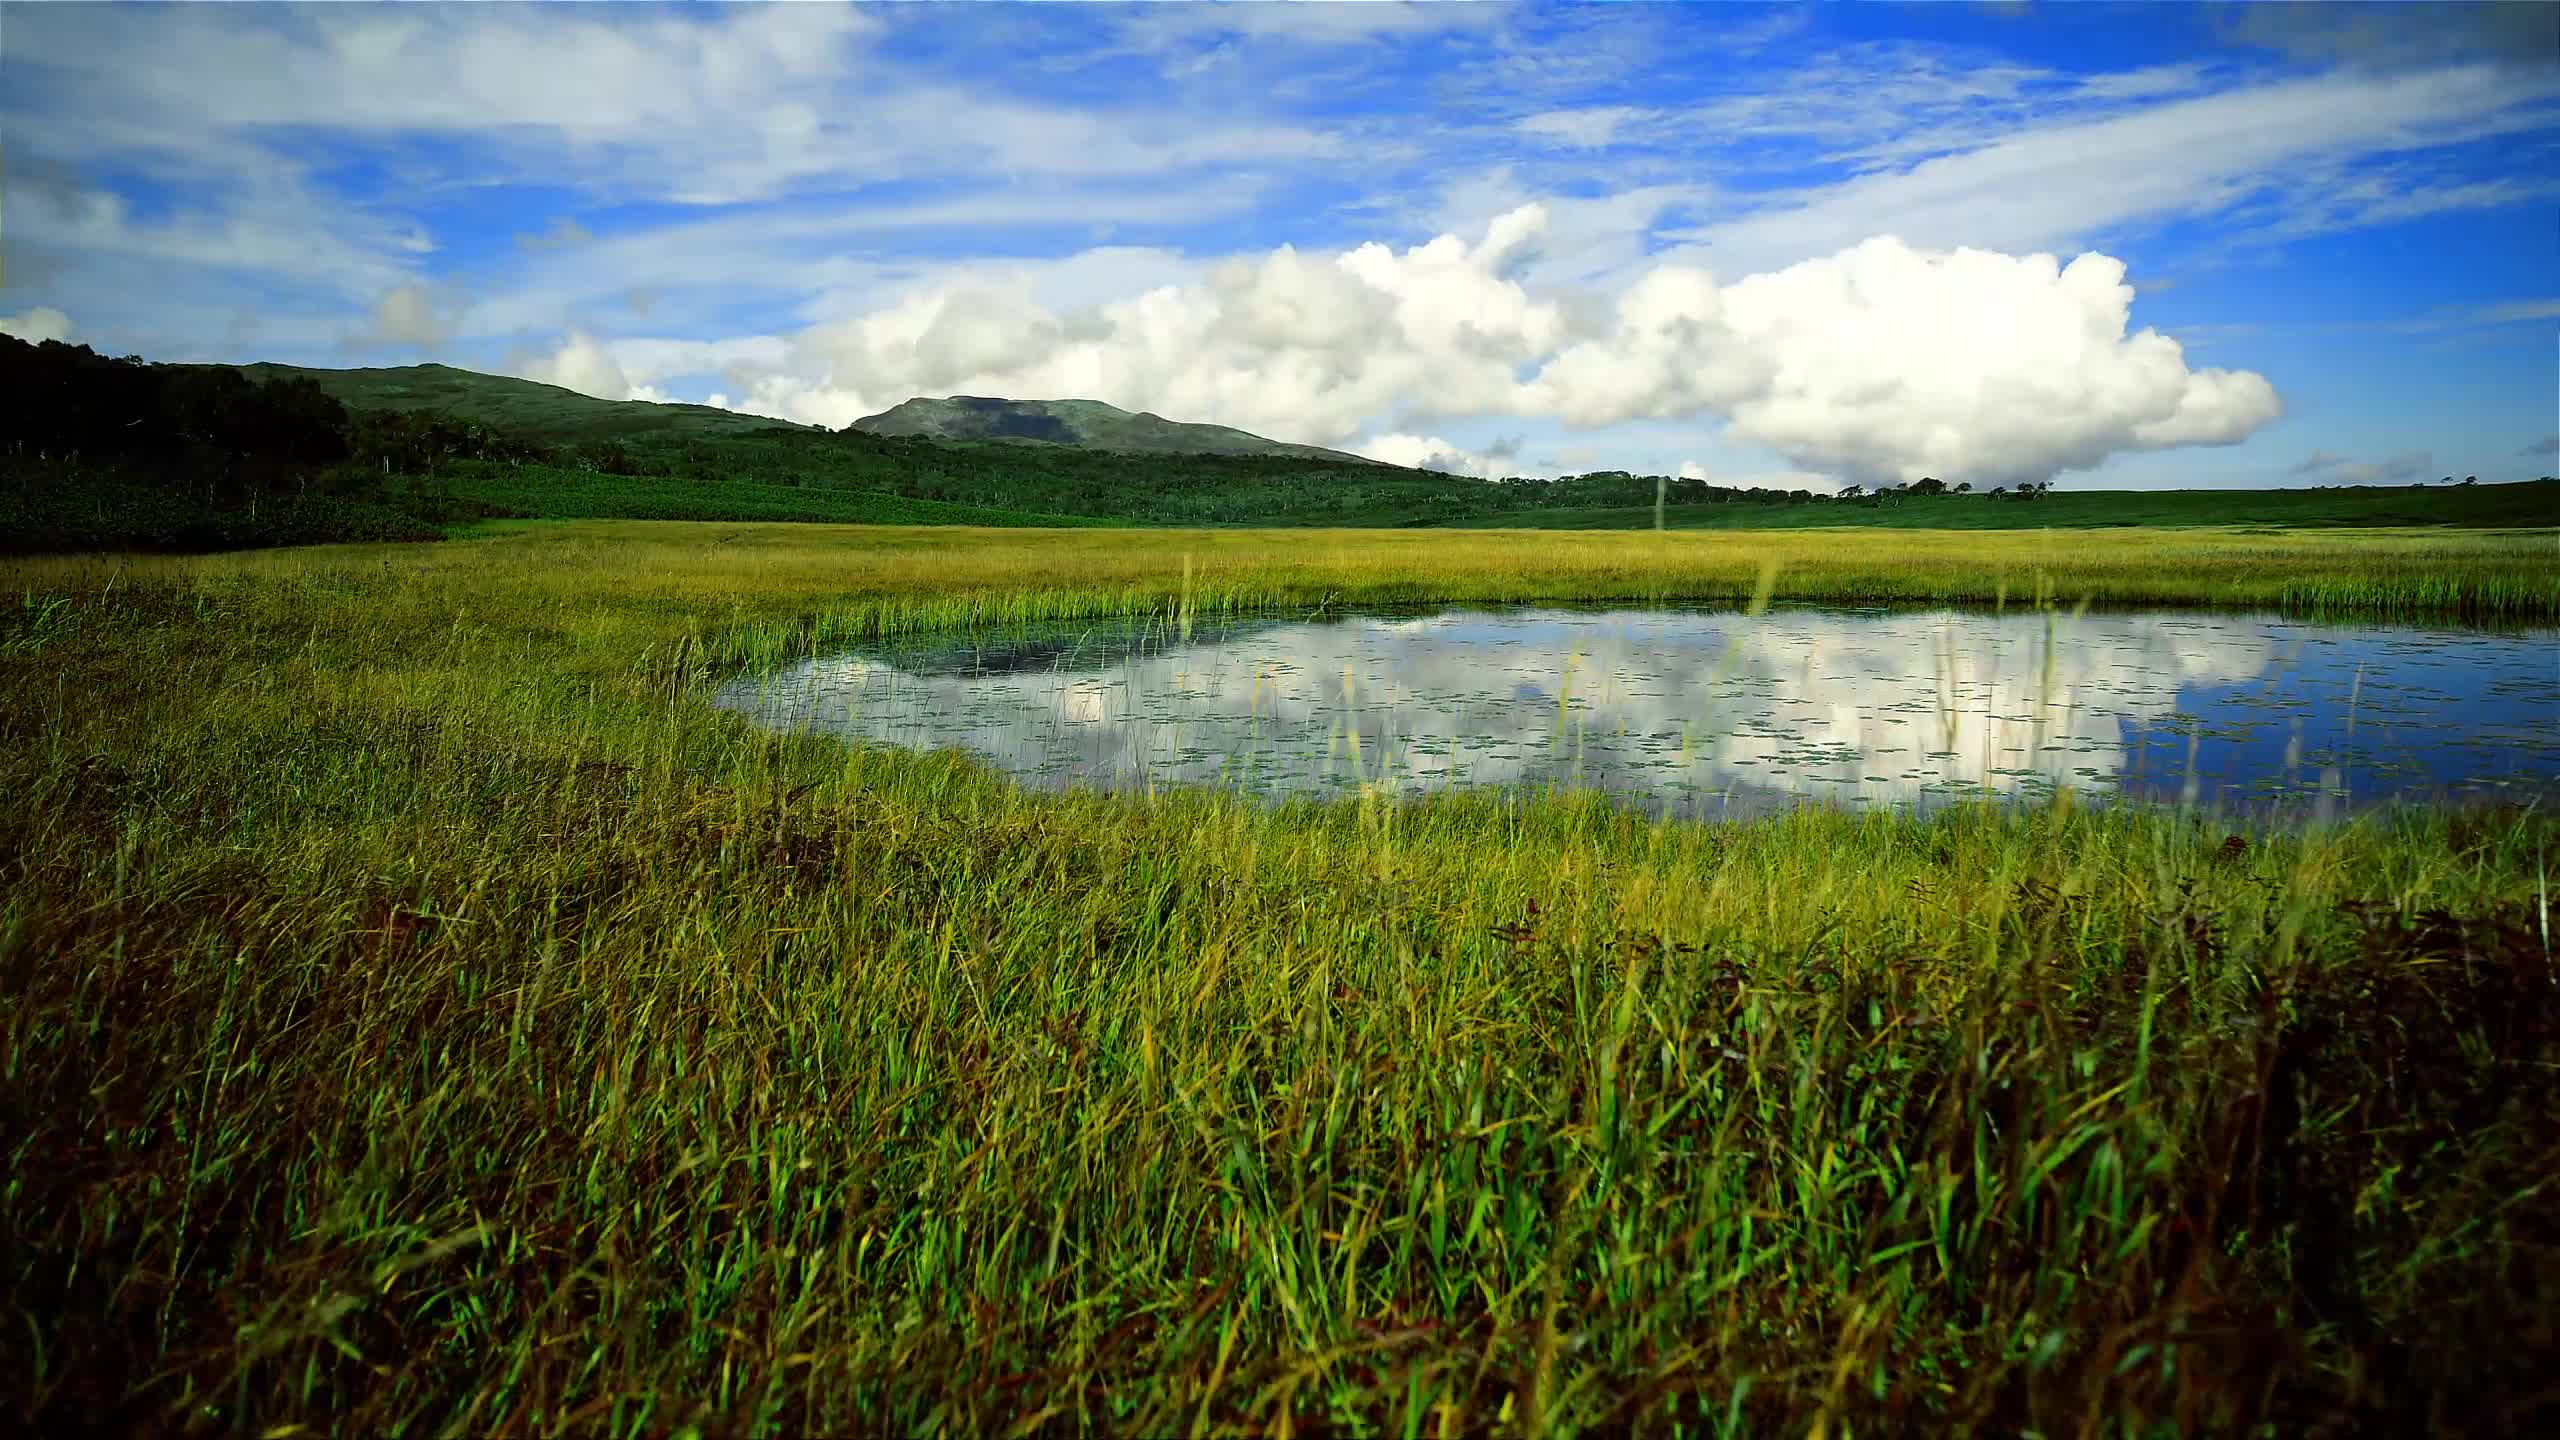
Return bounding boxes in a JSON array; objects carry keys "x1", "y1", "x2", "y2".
[{"x1": 714, "y1": 606, "x2": 2560, "y2": 820}]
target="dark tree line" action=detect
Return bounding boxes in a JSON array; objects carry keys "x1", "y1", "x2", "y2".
[
  {"x1": 1, "y1": 335, "x2": 581, "y2": 551},
  {"x1": 2, "y1": 335, "x2": 582, "y2": 484},
  {"x1": 5, "y1": 337, "x2": 351, "y2": 495}
]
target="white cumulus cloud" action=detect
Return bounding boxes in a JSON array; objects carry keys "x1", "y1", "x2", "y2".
[
  {"x1": 509, "y1": 206, "x2": 2277, "y2": 488},
  {"x1": 1356, "y1": 433, "x2": 1511, "y2": 478},
  {"x1": 0, "y1": 306, "x2": 75, "y2": 344},
  {"x1": 1526, "y1": 234, "x2": 2279, "y2": 487},
  {"x1": 754, "y1": 209, "x2": 1570, "y2": 442},
  {"x1": 522, "y1": 331, "x2": 631, "y2": 399}
]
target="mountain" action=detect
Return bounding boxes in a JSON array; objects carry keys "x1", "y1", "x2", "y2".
[
  {"x1": 223, "y1": 362, "x2": 819, "y2": 446},
  {"x1": 218, "y1": 365, "x2": 1377, "y2": 466},
  {"x1": 849, "y1": 395, "x2": 1386, "y2": 465}
]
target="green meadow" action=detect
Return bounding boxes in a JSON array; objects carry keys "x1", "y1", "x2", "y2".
[{"x1": 5, "y1": 521, "x2": 2555, "y2": 1436}]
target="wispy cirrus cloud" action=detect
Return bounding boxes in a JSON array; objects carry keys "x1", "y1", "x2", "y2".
[
  {"x1": 514, "y1": 219, "x2": 595, "y2": 254},
  {"x1": 2470, "y1": 299, "x2": 2560, "y2": 326},
  {"x1": 2368, "y1": 297, "x2": 2560, "y2": 333},
  {"x1": 1658, "y1": 62, "x2": 2560, "y2": 276},
  {"x1": 1514, "y1": 106, "x2": 1648, "y2": 150}
]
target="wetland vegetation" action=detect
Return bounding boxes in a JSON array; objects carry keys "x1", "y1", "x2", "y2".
[{"x1": 5, "y1": 521, "x2": 2556, "y2": 1436}]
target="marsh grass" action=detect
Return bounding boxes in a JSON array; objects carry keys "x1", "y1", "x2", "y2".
[{"x1": 3, "y1": 521, "x2": 2555, "y2": 1436}]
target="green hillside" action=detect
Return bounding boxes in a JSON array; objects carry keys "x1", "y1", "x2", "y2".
[
  {"x1": 203, "y1": 361, "x2": 1465, "y2": 525},
  {"x1": 412, "y1": 426, "x2": 1480, "y2": 527},
  {"x1": 227, "y1": 362, "x2": 819, "y2": 444},
  {"x1": 852, "y1": 395, "x2": 1383, "y2": 464}
]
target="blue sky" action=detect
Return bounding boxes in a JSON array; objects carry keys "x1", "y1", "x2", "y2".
[{"x1": 4, "y1": 1, "x2": 2554, "y2": 489}]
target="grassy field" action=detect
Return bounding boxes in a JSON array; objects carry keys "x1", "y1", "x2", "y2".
[
  {"x1": 458, "y1": 519, "x2": 2558, "y2": 631},
  {"x1": 5, "y1": 522, "x2": 2555, "y2": 1437}
]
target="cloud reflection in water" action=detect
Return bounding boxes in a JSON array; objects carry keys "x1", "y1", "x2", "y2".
[{"x1": 715, "y1": 607, "x2": 2560, "y2": 819}]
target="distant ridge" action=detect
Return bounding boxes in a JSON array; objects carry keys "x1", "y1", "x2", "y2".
[
  {"x1": 850, "y1": 395, "x2": 1387, "y2": 465},
  {"x1": 212, "y1": 364, "x2": 1381, "y2": 464},
  {"x1": 224, "y1": 361, "x2": 819, "y2": 445}
]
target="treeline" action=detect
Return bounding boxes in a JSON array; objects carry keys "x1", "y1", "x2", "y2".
[
  {"x1": 1472, "y1": 472, "x2": 2050, "y2": 511},
  {"x1": 443, "y1": 423, "x2": 2066, "y2": 529},
  {"x1": 655, "y1": 430, "x2": 2044, "y2": 526},
  {"x1": 6, "y1": 337, "x2": 351, "y2": 483},
  {"x1": 0, "y1": 336, "x2": 649, "y2": 552},
  {"x1": 1502, "y1": 473, "x2": 1835, "y2": 509},
  {"x1": 622, "y1": 426, "x2": 1497, "y2": 526}
]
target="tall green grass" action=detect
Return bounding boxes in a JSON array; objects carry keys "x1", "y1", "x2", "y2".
[
  {"x1": 3, "y1": 521, "x2": 2554, "y2": 1436},
  {"x1": 2273, "y1": 571, "x2": 2558, "y2": 621}
]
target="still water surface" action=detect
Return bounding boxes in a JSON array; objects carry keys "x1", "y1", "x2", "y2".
[{"x1": 716, "y1": 606, "x2": 2558, "y2": 819}]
